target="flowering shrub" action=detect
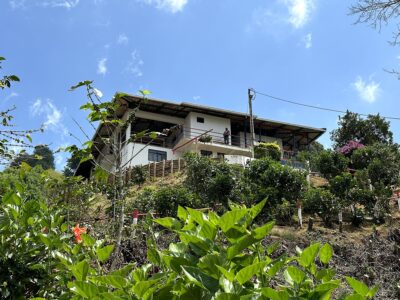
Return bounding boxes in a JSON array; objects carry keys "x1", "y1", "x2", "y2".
[{"x1": 338, "y1": 140, "x2": 364, "y2": 156}]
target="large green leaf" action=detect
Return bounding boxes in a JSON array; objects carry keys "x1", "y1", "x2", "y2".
[
  {"x1": 214, "y1": 292, "x2": 240, "y2": 300},
  {"x1": 252, "y1": 221, "x2": 274, "y2": 239},
  {"x1": 179, "y1": 231, "x2": 211, "y2": 252},
  {"x1": 345, "y1": 277, "x2": 369, "y2": 297},
  {"x1": 71, "y1": 260, "x2": 89, "y2": 281},
  {"x1": 177, "y1": 206, "x2": 188, "y2": 221},
  {"x1": 226, "y1": 234, "x2": 257, "y2": 259},
  {"x1": 155, "y1": 217, "x2": 181, "y2": 230},
  {"x1": 133, "y1": 279, "x2": 160, "y2": 298},
  {"x1": 219, "y1": 209, "x2": 248, "y2": 233},
  {"x1": 299, "y1": 243, "x2": 320, "y2": 268},
  {"x1": 91, "y1": 275, "x2": 128, "y2": 289},
  {"x1": 285, "y1": 266, "x2": 306, "y2": 285},
  {"x1": 68, "y1": 281, "x2": 100, "y2": 298},
  {"x1": 187, "y1": 207, "x2": 205, "y2": 225},
  {"x1": 96, "y1": 245, "x2": 115, "y2": 263},
  {"x1": 319, "y1": 243, "x2": 333, "y2": 265},
  {"x1": 261, "y1": 287, "x2": 289, "y2": 300},
  {"x1": 235, "y1": 261, "x2": 267, "y2": 285},
  {"x1": 181, "y1": 266, "x2": 219, "y2": 293}
]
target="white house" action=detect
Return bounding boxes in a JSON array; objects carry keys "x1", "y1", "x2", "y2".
[{"x1": 75, "y1": 94, "x2": 325, "y2": 177}]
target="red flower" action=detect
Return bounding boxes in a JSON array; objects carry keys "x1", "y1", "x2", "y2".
[{"x1": 72, "y1": 224, "x2": 87, "y2": 243}]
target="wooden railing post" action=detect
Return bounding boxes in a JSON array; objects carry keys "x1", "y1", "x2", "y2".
[
  {"x1": 162, "y1": 160, "x2": 166, "y2": 177},
  {"x1": 178, "y1": 158, "x2": 181, "y2": 172},
  {"x1": 153, "y1": 162, "x2": 156, "y2": 178},
  {"x1": 171, "y1": 159, "x2": 174, "y2": 174}
]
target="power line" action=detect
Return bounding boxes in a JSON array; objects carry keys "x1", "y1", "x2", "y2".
[{"x1": 252, "y1": 89, "x2": 400, "y2": 121}]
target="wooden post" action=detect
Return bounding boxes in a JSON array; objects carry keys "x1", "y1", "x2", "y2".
[
  {"x1": 148, "y1": 163, "x2": 151, "y2": 179},
  {"x1": 338, "y1": 210, "x2": 343, "y2": 233},
  {"x1": 153, "y1": 162, "x2": 156, "y2": 178},
  {"x1": 162, "y1": 160, "x2": 166, "y2": 177},
  {"x1": 297, "y1": 200, "x2": 302, "y2": 228},
  {"x1": 307, "y1": 217, "x2": 313, "y2": 231},
  {"x1": 178, "y1": 158, "x2": 181, "y2": 172},
  {"x1": 171, "y1": 159, "x2": 174, "y2": 175}
]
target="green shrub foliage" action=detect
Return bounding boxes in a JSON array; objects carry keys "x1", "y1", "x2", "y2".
[
  {"x1": 131, "y1": 165, "x2": 147, "y2": 186},
  {"x1": 184, "y1": 153, "x2": 241, "y2": 208},
  {"x1": 254, "y1": 142, "x2": 281, "y2": 161},
  {"x1": 351, "y1": 143, "x2": 400, "y2": 186},
  {"x1": 244, "y1": 158, "x2": 307, "y2": 222},
  {"x1": 0, "y1": 165, "x2": 379, "y2": 299},
  {"x1": 133, "y1": 186, "x2": 198, "y2": 217},
  {"x1": 304, "y1": 188, "x2": 339, "y2": 227},
  {"x1": 315, "y1": 150, "x2": 348, "y2": 179}
]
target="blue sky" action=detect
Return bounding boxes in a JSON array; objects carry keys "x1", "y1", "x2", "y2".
[{"x1": 2, "y1": 0, "x2": 400, "y2": 169}]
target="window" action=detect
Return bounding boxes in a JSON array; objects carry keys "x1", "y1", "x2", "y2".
[
  {"x1": 200, "y1": 150, "x2": 212, "y2": 157},
  {"x1": 197, "y1": 117, "x2": 204, "y2": 123},
  {"x1": 148, "y1": 149, "x2": 167, "y2": 162}
]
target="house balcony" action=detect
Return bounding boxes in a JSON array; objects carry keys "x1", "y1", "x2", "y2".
[{"x1": 172, "y1": 127, "x2": 252, "y2": 157}]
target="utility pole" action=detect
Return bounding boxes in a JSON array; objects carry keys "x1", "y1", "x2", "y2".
[{"x1": 248, "y1": 88, "x2": 256, "y2": 158}]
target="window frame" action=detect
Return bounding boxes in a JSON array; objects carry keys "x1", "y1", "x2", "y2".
[
  {"x1": 148, "y1": 149, "x2": 167, "y2": 162},
  {"x1": 196, "y1": 117, "x2": 205, "y2": 123}
]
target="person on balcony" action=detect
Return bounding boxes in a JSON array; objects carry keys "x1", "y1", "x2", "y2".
[{"x1": 223, "y1": 128, "x2": 230, "y2": 145}]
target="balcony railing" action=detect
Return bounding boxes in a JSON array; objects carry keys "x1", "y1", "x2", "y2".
[{"x1": 176, "y1": 127, "x2": 249, "y2": 148}]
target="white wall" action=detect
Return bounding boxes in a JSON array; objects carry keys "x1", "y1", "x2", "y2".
[
  {"x1": 135, "y1": 110, "x2": 185, "y2": 125},
  {"x1": 121, "y1": 142, "x2": 179, "y2": 167},
  {"x1": 185, "y1": 112, "x2": 231, "y2": 142}
]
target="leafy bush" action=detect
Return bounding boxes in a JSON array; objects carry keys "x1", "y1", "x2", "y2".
[
  {"x1": 351, "y1": 143, "x2": 400, "y2": 186},
  {"x1": 0, "y1": 182, "x2": 67, "y2": 298},
  {"x1": 0, "y1": 172, "x2": 379, "y2": 299},
  {"x1": 131, "y1": 165, "x2": 147, "y2": 186},
  {"x1": 315, "y1": 150, "x2": 348, "y2": 179},
  {"x1": 244, "y1": 158, "x2": 307, "y2": 222},
  {"x1": 184, "y1": 153, "x2": 241, "y2": 208},
  {"x1": 304, "y1": 188, "x2": 339, "y2": 227},
  {"x1": 329, "y1": 172, "x2": 356, "y2": 209},
  {"x1": 254, "y1": 142, "x2": 281, "y2": 161},
  {"x1": 133, "y1": 186, "x2": 198, "y2": 217},
  {"x1": 62, "y1": 200, "x2": 377, "y2": 299}
]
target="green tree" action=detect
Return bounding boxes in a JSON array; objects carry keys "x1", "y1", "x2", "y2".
[
  {"x1": 351, "y1": 143, "x2": 400, "y2": 186},
  {"x1": 11, "y1": 145, "x2": 55, "y2": 169},
  {"x1": 330, "y1": 111, "x2": 393, "y2": 148},
  {"x1": 315, "y1": 150, "x2": 349, "y2": 179},
  {"x1": 297, "y1": 141, "x2": 325, "y2": 172},
  {"x1": 244, "y1": 157, "x2": 307, "y2": 222},
  {"x1": 63, "y1": 154, "x2": 80, "y2": 176}
]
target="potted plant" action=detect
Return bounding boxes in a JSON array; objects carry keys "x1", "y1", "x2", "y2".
[{"x1": 199, "y1": 134, "x2": 212, "y2": 143}]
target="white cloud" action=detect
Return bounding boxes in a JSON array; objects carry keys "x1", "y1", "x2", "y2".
[
  {"x1": 9, "y1": 0, "x2": 26, "y2": 9},
  {"x1": 303, "y1": 33, "x2": 312, "y2": 48},
  {"x1": 4, "y1": 92, "x2": 19, "y2": 102},
  {"x1": 139, "y1": 0, "x2": 188, "y2": 13},
  {"x1": 97, "y1": 58, "x2": 108, "y2": 76},
  {"x1": 283, "y1": 0, "x2": 315, "y2": 29},
  {"x1": 352, "y1": 76, "x2": 381, "y2": 103},
  {"x1": 117, "y1": 34, "x2": 129, "y2": 45},
  {"x1": 250, "y1": 0, "x2": 315, "y2": 32},
  {"x1": 126, "y1": 51, "x2": 144, "y2": 77},
  {"x1": 192, "y1": 96, "x2": 200, "y2": 101},
  {"x1": 10, "y1": 0, "x2": 80, "y2": 9},
  {"x1": 30, "y1": 99, "x2": 68, "y2": 134},
  {"x1": 41, "y1": 0, "x2": 80, "y2": 9}
]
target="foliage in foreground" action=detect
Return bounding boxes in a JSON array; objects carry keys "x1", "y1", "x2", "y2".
[{"x1": 0, "y1": 176, "x2": 379, "y2": 299}]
